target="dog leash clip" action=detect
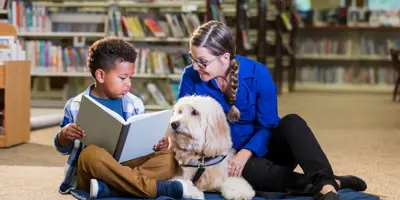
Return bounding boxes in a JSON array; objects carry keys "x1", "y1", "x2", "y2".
[{"x1": 198, "y1": 157, "x2": 205, "y2": 168}]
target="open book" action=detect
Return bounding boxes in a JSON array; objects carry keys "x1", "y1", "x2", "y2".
[{"x1": 76, "y1": 95, "x2": 173, "y2": 163}]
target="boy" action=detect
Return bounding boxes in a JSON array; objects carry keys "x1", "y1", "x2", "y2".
[{"x1": 54, "y1": 36, "x2": 184, "y2": 199}]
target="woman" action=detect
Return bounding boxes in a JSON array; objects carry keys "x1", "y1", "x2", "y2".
[{"x1": 177, "y1": 21, "x2": 367, "y2": 200}]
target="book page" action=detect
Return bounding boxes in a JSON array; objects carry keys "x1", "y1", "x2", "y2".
[
  {"x1": 126, "y1": 109, "x2": 170, "y2": 124},
  {"x1": 84, "y1": 95, "x2": 126, "y2": 123},
  {"x1": 77, "y1": 95, "x2": 125, "y2": 155},
  {"x1": 118, "y1": 109, "x2": 173, "y2": 163}
]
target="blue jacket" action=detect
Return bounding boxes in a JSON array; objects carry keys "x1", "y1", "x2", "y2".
[{"x1": 178, "y1": 55, "x2": 281, "y2": 157}]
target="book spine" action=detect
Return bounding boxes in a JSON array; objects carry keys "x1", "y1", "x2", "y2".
[{"x1": 113, "y1": 123, "x2": 131, "y2": 162}]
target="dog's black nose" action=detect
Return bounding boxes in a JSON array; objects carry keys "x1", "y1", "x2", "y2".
[{"x1": 171, "y1": 122, "x2": 180, "y2": 130}]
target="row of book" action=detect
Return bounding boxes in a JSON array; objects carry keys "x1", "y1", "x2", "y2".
[
  {"x1": 9, "y1": 2, "x2": 106, "y2": 33},
  {"x1": 9, "y1": 2, "x2": 51, "y2": 32},
  {"x1": 130, "y1": 80, "x2": 179, "y2": 107},
  {"x1": 20, "y1": 39, "x2": 192, "y2": 75},
  {"x1": 9, "y1": 1, "x2": 204, "y2": 36},
  {"x1": 361, "y1": 38, "x2": 400, "y2": 56},
  {"x1": 21, "y1": 40, "x2": 88, "y2": 71},
  {"x1": 135, "y1": 48, "x2": 190, "y2": 76},
  {"x1": 297, "y1": 38, "x2": 351, "y2": 56},
  {"x1": 297, "y1": 38, "x2": 400, "y2": 56},
  {"x1": 298, "y1": 6, "x2": 400, "y2": 27},
  {"x1": 297, "y1": 65, "x2": 398, "y2": 85},
  {"x1": 110, "y1": 11, "x2": 201, "y2": 38}
]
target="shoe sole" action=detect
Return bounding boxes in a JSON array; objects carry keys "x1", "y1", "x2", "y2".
[{"x1": 90, "y1": 179, "x2": 99, "y2": 199}]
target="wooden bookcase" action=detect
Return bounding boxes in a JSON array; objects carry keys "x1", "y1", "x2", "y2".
[
  {"x1": 0, "y1": 22, "x2": 31, "y2": 148},
  {"x1": 0, "y1": 61, "x2": 31, "y2": 147}
]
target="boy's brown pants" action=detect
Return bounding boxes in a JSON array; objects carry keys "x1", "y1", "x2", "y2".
[{"x1": 76, "y1": 145, "x2": 177, "y2": 198}]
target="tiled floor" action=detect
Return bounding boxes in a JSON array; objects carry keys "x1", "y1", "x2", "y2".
[{"x1": 1, "y1": 92, "x2": 399, "y2": 199}]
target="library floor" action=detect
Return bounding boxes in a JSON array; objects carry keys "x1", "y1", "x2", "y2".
[{"x1": 1, "y1": 92, "x2": 399, "y2": 200}]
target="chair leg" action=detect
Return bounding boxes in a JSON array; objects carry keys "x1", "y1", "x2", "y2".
[{"x1": 394, "y1": 76, "x2": 400, "y2": 102}]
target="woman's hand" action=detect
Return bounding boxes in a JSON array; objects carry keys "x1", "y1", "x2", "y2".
[
  {"x1": 153, "y1": 136, "x2": 169, "y2": 151},
  {"x1": 228, "y1": 149, "x2": 253, "y2": 177}
]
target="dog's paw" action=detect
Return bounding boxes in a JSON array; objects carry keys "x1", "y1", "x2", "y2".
[
  {"x1": 176, "y1": 179, "x2": 205, "y2": 200},
  {"x1": 221, "y1": 177, "x2": 255, "y2": 200}
]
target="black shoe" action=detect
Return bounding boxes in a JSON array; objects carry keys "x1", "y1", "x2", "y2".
[
  {"x1": 334, "y1": 175, "x2": 367, "y2": 191},
  {"x1": 314, "y1": 191, "x2": 342, "y2": 200}
]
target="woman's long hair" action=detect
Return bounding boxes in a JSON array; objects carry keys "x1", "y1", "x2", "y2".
[{"x1": 190, "y1": 21, "x2": 240, "y2": 122}]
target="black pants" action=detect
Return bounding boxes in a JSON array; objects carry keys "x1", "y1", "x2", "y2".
[{"x1": 242, "y1": 114, "x2": 339, "y2": 194}]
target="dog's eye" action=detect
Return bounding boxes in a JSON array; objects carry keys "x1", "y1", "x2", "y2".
[{"x1": 191, "y1": 109, "x2": 199, "y2": 116}]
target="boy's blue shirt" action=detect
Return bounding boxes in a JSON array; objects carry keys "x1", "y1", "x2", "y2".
[
  {"x1": 54, "y1": 84, "x2": 145, "y2": 194},
  {"x1": 89, "y1": 90, "x2": 124, "y2": 118}
]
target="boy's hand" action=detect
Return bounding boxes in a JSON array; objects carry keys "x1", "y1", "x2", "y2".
[
  {"x1": 153, "y1": 136, "x2": 169, "y2": 151},
  {"x1": 59, "y1": 123, "x2": 85, "y2": 146}
]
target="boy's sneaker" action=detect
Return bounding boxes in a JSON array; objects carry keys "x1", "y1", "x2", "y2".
[{"x1": 90, "y1": 179, "x2": 113, "y2": 199}]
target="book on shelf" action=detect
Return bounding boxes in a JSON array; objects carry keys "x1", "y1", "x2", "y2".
[
  {"x1": 10, "y1": 1, "x2": 105, "y2": 33},
  {"x1": 297, "y1": 65, "x2": 397, "y2": 85},
  {"x1": 10, "y1": 1, "x2": 203, "y2": 36},
  {"x1": 297, "y1": 37, "x2": 352, "y2": 56},
  {"x1": 281, "y1": 12, "x2": 293, "y2": 31},
  {"x1": 23, "y1": 41, "x2": 190, "y2": 76},
  {"x1": 296, "y1": 6, "x2": 400, "y2": 28},
  {"x1": 76, "y1": 94, "x2": 173, "y2": 163},
  {"x1": 110, "y1": 9, "x2": 201, "y2": 39},
  {"x1": 135, "y1": 48, "x2": 190, "y2": 75},
  {"x1": 0, "y1": 0, "x2": 7, "y2": 10},
  {"x1": 297, "y1": 37, "x2": 400, "y2": 58},
  {"x1": 147, "y1": 82, "x2": 170, "y2": 106},
  {"x1": 21, "y1": 39, "x2": 88, "y2": 72},
  {"x1": 130, "y1": 79, "x2": 179, "y2": 107},
  {"x1": 0, "y1": 36, "x2": 25, "y2": 65},
  {"x1": 10, "y1": 1, "x2": 52, "y2": 32}
]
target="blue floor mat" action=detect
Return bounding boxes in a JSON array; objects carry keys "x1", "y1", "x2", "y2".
[{"x1": 71, "y1": 189, "x2": 380, "y2": 200}]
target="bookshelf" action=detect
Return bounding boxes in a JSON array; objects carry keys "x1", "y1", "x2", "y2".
[
  {"x1": 8, "y1": 0, "x2": 297, "y2": 111},
  {"x1": 255, "y1": 0, "x2": 286, "y2": 94},
  {"x1": 0, "y1": 60, "x2": 31, "y2": 148},
  {"x1": 0, "y1": 22, "x2": 31, "y2": 148},
  {"x1": 292, "y1": 0, "x2": 400, "y2": 94},
  {"x1": 231, "y1": 0, "x2": 298, "y2": 95},
  {"x1": 14, "y1": 0, "x2": 268, "y2": 110},
  {"x1": 7, "y1": 0, "x2": 208, "y2": 110},
  {"x1": 294, "y1": 26, "x2": 398, "y2": 93}
]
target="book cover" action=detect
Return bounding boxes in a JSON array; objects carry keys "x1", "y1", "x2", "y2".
[{"x1": 76, "y1": 95, "x2": 173, "y2": 163}]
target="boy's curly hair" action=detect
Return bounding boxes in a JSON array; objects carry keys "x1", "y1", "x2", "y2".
[{"x1": 87, "y1": 36, "x2": 137, "y2": 78}]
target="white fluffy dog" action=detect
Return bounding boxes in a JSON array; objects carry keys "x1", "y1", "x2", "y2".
[{"x1": 167, "y1": 95, "x2": 256, "y2": 200}]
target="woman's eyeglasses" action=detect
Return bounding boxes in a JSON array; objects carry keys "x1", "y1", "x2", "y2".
[{"x1": 188, "y1": 53, "x2": 223, "y2": 69}]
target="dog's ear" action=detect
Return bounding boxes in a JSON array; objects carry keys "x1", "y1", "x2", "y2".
[{"x1": 203, "y1": 106, "x2": 232, "y2": 156}]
